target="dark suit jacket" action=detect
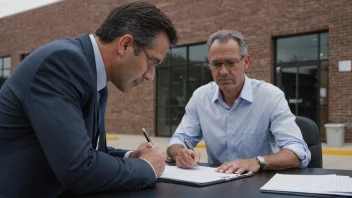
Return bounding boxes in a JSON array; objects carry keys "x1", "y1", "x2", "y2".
[{"x1": 0, "y1": 34, "x2": 156, "y2": 198}]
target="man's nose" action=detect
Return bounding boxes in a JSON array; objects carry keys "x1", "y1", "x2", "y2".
[
  {"x1": 144, "y1": 67, "x2": 155, "y2": 81},
  {"x1": 219, "y1": 64, "x2": 229, "y2": 75}
]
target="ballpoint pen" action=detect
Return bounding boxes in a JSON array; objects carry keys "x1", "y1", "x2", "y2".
[
  {"x1": 183, "y1": 139, "x2": 199, "y2": 169},
  {"x1": 142, "y1": 128, "x2": 154, "y2": 147}
]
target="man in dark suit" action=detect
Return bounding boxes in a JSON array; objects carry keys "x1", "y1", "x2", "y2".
[{"x1": 0, "y1": 2, "x2": 178, "y2": 197}]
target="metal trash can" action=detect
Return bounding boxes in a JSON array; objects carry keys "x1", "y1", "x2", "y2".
[{"x1": 324, "y1": 123, "x2": 346, "y2": 147}]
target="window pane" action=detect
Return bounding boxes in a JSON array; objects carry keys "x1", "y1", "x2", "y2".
[
  {"x1": 298, "y1": 65, "x2": 318, "y2": 124},
  {"x1": 170, "y1": 107, "x2": 185, "y2": 133},
  {"x1": 171, "y1": 65, "x2": 187, "y2": 106},
  {"x1": 0, "y1": 77, "x2": 6, "y2": 87},
  {"x1": 3, "y1": 69, "x2": 10, "y2": 78},
  {"x1": 276, "y1": 34, "x2": 318, "y2": 63},
  {"x1": 188, "y1": 63, "x2": 203, "y2": 99},
  {"x1": 281, "y1": 67, "x2": 297, "y2": 114},
  {"x1": 320, "y1": 33, "x2": 329, "y2": 60},
  {"x1": 203, "y1": 66, "x2": 213, "y2": 84},
  {"x1": 156, "y1": 67, "x2": 170, "y2": 106},
  {"x1": 0, "y1": 58, "x2": 3, "y2": 69},
  {"x1": 171, "y1": 47, "x2": 186, "y2": 64},
  {"x1": 156, "y1": 107, "x2": 170, "y2": 137},
  {"x1": 189, "y1": 44, "x2": 208, "y2": 62},
  {"x1": 3, "y1": 57, "x2": 11, "y2": 69}
]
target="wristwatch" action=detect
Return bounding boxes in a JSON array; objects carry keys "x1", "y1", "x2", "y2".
[{"x1": 255, "y1": 156, "x2": 266, "y2": 171}]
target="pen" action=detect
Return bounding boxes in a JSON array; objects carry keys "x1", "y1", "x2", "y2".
[
  {"x1": 183, "y1": 139, "x2": 199, "y2": 169},
  {"x1": 142, "y1": 128, "x2": 154, "y2": 147}
]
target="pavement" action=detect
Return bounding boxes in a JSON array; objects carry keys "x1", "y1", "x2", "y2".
[{"x1": 106, "y1": 134, "x2": 352, "y2": 170}]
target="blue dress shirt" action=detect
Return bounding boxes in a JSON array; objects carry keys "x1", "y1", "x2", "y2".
[{"x1": 168, "y1": 75, "x2": 311, "y2": 167}]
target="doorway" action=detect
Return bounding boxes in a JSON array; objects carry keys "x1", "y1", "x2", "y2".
[{"x1": 275, "y1": 32, "x2": 329, "y2": 141}]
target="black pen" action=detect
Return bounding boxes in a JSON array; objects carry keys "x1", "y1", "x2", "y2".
[
  {"x1": 142, "y1": 128, "x2": 154, "y2": 147},
  {"x1": 183, "y1": 139, "x2": 199, "y2": 169}
]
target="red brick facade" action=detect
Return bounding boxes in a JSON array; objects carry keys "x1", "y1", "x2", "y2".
[{"x1": 0, "y1": 0, "x2": 351, "y2": 141}]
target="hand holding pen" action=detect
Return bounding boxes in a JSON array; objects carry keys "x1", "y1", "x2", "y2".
[
  {"x1": 139, "y1": 128, "x2": 166, "y2": 177},
  {"x1": 128, "y1": 129, "x2": 153, "y2": 158},
  {"x1": 183, "y1": 139, "x2": 200, "y2": 169},
  {"x1": 174, "y1": 139, "x2": 200, "y2": 169}
]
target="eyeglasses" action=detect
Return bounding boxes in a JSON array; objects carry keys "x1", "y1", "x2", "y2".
[
  {"x1": 208, "y1": 55, "x2": 245, "y2": 70},
  {"x1": 142, "y1": 49, "x2": 160, "y2": 70}
]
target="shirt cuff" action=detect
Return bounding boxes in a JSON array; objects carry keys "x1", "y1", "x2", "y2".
[
  {"x1": 124, "y1": 151, "x2": 133, "y2": 158},
  {"x1": 284, "y1": 144, "x2": 311, "y2": 168},
  {"x1": 140, "y1": 158, "x2": 157, "y2": 179},
  {"x1": 168, "y1": 137, "x2": 186, "y2": 147}
]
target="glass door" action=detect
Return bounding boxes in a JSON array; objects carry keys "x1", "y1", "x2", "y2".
[
  {"x1": 275, "y1": 32, "x2": 329, "y2": 141},
  {"x1": 276, "y1": 62, "x2": 318, "y2": 126}
]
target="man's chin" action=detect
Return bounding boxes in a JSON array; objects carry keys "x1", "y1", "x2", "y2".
[
  {"x1": 114, "y1": 81, "x2": 141, "y2": 92},
  {"x1": 113, "y1": 83, "x2": 130, "y2": 93},
  {"x1": 219, "y1": 84, "x2": 236, "y2": 92}
]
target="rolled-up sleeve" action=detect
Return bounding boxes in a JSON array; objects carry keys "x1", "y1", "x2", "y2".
[
  {"x1": 270, "y1": 93, "x2": 311, "y2": 168},
  {"x1": 168, "y1": 91, "x2": 203, "y2": 148}
]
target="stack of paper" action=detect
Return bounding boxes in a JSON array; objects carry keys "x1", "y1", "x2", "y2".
[
  {"x1": 158, "y1": 165, "x2": 253, "y2": 186},
  {"x1": 260, "y1": 174, "x2": 352, "y2": 196}
]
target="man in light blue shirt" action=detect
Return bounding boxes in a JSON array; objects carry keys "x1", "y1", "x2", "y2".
[{"x1": 167, "y1": 30, "x2": 311, "y2": 174}]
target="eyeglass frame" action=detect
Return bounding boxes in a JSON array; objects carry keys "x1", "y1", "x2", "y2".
[
  {"x1": 142, "y1": 48, "x2": 160, "y2": 70},
  {"x1": 208, "y1": 55, "x2": 246, "y2": 71}
]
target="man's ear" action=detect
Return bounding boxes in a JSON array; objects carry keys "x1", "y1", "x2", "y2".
[
  {"x1": 117, "y1": 34, "x2": 134, "y2": 55},
  {"x1": 244, "y1": 55, "x2": 250, "y2": 70}
]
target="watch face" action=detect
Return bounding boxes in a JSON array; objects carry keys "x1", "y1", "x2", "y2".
[
  {"x1": 257, "y1": 156, "x2": 265, "y2": 164},
  {"x1": 256, "y1": 156, "x2": 266, "y2": 171}
]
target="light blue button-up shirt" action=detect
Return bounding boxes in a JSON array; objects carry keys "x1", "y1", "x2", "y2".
[{"x1": 168, "y1": 75, "x2": 311, "y2": 167}]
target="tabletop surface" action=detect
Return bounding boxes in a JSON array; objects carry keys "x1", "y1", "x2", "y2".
[{"x1": 63, "y1": 168, "x2": 352, "y2": 198}]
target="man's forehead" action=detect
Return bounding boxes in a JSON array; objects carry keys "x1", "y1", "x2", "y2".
[
  {"x1": 210, "y1": 38, "x2": 240, "y2": 48},
  {"x1": 208, "y1": 39, "x2": 241, "y2": 58}
]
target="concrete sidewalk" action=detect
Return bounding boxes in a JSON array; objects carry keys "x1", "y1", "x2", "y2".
[{"x1": 106, "y1": 134, "x2": 352, "y2": 170}]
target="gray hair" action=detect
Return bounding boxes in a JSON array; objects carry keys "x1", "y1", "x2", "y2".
[{"x1": 207, "y1": 30, "x2": 248, "y2": 57}]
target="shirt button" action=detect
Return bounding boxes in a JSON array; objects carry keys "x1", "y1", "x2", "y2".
[{"x1": 230, "y1": 135, "x2": 232, "y2": 138}]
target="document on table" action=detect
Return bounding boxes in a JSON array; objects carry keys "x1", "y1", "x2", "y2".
[
  {"x1": 158, "y1": 165, "x2": 253, "y2": 187},
  {"x1": 260, "y1": 173, "x2": 352, "y2": 197}
]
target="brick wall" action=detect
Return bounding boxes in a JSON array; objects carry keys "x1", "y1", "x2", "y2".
[{"x1": 0, "y1": 0, "x2": 351, "y2": 141}]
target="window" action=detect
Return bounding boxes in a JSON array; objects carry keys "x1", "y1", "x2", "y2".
[
  {"x1": 156, "y1": 43, "x2": 213, "y2": 137},
  {"x1": 0, "y1": 56, "x2": 11, "y2": 87}
]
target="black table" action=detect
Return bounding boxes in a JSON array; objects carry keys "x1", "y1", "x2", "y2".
[{"x1": 65, "y1": 168, "x2": 352, "y2": 198}]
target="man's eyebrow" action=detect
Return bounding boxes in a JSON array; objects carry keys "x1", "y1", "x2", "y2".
[{"x1": 211, "y1": 58, "x2": 238, "y2": 62}]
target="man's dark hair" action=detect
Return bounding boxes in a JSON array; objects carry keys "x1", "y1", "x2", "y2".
[{"x1": 96, "y1": 2, "x2": 178, "y2": 55}]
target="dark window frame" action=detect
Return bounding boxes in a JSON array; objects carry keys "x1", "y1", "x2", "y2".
[{"x1": 155, "y1": 42, "x2": 212, "y2": 137}]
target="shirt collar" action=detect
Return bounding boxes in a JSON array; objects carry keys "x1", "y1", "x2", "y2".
[
  {"x1": 212, "y1": 74, "x2": 253, "y2": 103},
  {"x1": 89, "y1": 34, "x2": 106, "y2": 91},
  {"x1": 240, "y1": 75, "x2": 253, "y2": 102}
]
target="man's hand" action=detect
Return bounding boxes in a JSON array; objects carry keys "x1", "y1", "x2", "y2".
[
  {"x1": 129, "y1": 142, "x2": 153, "y2": 158},
  {"x1": 139, "y1": 148, "x2": 167, "y2": 177},
  {"x1": 216, "y1": 158, "x2": 260, "y2": 174},
  {"x1": 175, "y1": 148, "x2": 200, "y2": 169}
]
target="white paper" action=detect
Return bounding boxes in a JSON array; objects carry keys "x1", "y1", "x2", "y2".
[
  {"x1": 260, "y1": 174, "x2": 352, "y2": 196},
  {"x1": 339, "y1": 60, "x2": 351, "y2": 72},
  {"x1": 159, "y1": 165, "x2": 243, "y2": 184}
]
